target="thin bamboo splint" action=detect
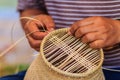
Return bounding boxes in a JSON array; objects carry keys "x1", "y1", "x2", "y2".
[{"x1": 24, "y1": 28, "x2": 105, "y2": 80}]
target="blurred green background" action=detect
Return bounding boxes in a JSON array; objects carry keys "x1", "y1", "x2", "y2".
[
  {"x1": 0, "y1": 0, "x2": 18, "y2": 19},
  {"x1": 0, "y1": 0, "x2": 17, "y2": 7},
  {"x1": 0, "y1": 0, "x2": 35, "y2": 77}
]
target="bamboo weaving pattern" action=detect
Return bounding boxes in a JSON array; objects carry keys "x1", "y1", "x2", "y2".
[{"x1": 39, "y1": 28, "x2": 105, "y2": 80}]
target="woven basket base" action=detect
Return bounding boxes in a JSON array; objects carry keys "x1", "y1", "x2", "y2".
[{"x1": 24, "y1": 54, "x2": 105, "y2": 80}]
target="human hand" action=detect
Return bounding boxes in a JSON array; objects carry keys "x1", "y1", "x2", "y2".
[
  {"x1": 24, "y1": 14, "x2": 55, "y2": 51},
  {"x1": 70, "y1": 16, "x2": 120, "y2": 48}
]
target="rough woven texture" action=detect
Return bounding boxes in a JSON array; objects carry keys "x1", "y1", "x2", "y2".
[
  {"x1": 24, "y1": 28, "x2": 104, "y2": 80},
  {"x1": 24, "y1": 54, "x2": 104, "y2": 80}
]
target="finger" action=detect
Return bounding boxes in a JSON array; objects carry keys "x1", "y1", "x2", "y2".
[
  {"x1": 70, "y1": 17, "x2": 95, "y2": 35},
  {"x1": 42, "y1": 16, "x2": 55, "y2": 31},
  {"x1": 89, "y1": 40, "x2": 104, "y2": 48},
  {"x1": 70, "y1": 22, "x2": 79, "y2": 35},
  {"x1": 82, "y1": 32, "x2": 98, "y2": 43},
  {"x1": 75, "y1": 24, "x2": 98, "y2": 38},
  {"x1": 26, "y1": 18, "x2": 45, "y2": 32},
  {"x1": 27, "y1": 36, "x2": 41, "y2": 49},
  {"x1": 81, "y1": 32, "x2": 106, "y2": 43},
  {"x1": 31, "y1": 31, "x2": 48, "y2": 40},
  {"x1": 27, "y1": 21, "x2": 48, "y2": 40},
  {"x1": 76, "y1": 17, "x2": 95, "y2": 27},
  {"x1": 35, "y1": 48, "x2": 40, "y2": 52}
]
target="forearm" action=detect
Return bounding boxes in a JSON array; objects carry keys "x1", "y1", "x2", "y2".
[
  {"x1": 116, "y1": 20, "x2": 120, "y2": 44},
  {"x1": 118, "y1": 19, "x2": 120, "y2": 43},
  {"x1": 19, "y1": 9, "x2": 48, "y2": 29}
]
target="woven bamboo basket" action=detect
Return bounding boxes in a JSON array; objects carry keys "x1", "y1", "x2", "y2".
[{"x1": 24, "y1": 28, "x2": 105, "y2": 80}]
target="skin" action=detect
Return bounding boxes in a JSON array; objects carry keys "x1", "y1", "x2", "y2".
[
  {"x1": 20, "y1": 9, "x2": 120, "y2": 50},
  {"x1": 70, "y1": 16, "x2": 120, "y2": 49},
  {"x1": 20, "y1": 9, "x2": 55, "y2": 51}
]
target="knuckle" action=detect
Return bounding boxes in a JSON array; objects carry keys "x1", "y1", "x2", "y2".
[
  {"x1": 81, "y1": 36, "x2": 88, "y2": 43},
  {"x1": 107, "y1": 24, "x2": 113, "y2": 31},
  {"x1": 75, "y1": 28, "x2": 83, "y2": 38},
  {"x1": 75, "y1": 30, "x2": 79, "y2": 38},
  {"x1": 101, "y1": 25, "x2": 108, "y2": 31},
  {"x1": 84, "y1": 34, "x2": 90, "y2": 40},
  {"x1": 84, "y1": 34, "x2": 92, "y2": 41},
  {"x1": 78, "y1": 28, "x2": 84, "y2": 35},
  {"x1": 72, "y1": 22, "x2": 78, "y2": 28},
  {"x1": 70, "y1": 23, "x2": 78, "y2": 34},
  {"x1": 95, "y1": 16, "x2": 104, "y2": 22}
]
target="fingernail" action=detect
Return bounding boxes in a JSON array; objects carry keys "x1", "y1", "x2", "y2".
[
  {"x1": 68, "y1": 31, "x2": 72, "y2": 35},
  {"x1": 50, "y1": 28, "x2": 54, "y2": 31}
]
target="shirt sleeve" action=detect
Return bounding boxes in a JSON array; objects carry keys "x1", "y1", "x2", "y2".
[{"x1": 17, "y1": 0, "x2": 46, "y2": 11}]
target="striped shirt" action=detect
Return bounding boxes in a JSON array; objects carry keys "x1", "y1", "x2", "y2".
[{"x1": 18, "y1": 0, "x2": 120, "y2": 68}]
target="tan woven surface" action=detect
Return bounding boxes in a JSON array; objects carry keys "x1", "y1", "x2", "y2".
[
  {"x1": 24, "y1": 28, "x2": 105, "y2": 80},
  {"x1": 24, "y1": 54, "x2": 104, "y2": 80}
]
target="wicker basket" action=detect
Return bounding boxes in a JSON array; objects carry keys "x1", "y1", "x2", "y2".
[{"x1": 24, "y1": 28, "x2": 105, "y2": 80}]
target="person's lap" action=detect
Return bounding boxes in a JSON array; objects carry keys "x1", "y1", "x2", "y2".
[
  {"x1": 103, "y1": 67, "x2": 120, "y2": 80},
  {"x1": 0, "y1": 71, "x2": 26, "y2": 80},
  {"x1": 0, "y1": 68, "x2": 120, "y2": 80}
]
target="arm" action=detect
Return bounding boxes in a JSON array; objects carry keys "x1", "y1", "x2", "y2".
[
  {"x1": 69, "y1": 16, "x2": 120, "y2": 49},
  {"x1": 69, "y1": 16, "x2": 120, "y2": 67},
  {"x1": 17, "y1": 0, "x2": 55, "y2": 51},
  {"x1": 20, "y1": 8, "x2": 47, "y2": 28}
]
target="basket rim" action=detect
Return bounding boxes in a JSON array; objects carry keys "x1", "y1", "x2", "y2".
[{"x1": 40, "y1": 28, "x2": 104, "y2": 78}]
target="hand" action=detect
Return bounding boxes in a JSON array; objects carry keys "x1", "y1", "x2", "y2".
[
  {"x1": 24, "y1": 14, "x2": 55, "y2": 51},
  {"x1": 70, "y1": 16, "x2": 120, "y2": 48}
]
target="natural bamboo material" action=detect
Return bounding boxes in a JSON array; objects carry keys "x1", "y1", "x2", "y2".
[
  {"x1": 24, "y1": 28, "x2": 105, "y2": 80},
  {"x1": 0, "y1": 17, "x2": 43, "y2": 58}
]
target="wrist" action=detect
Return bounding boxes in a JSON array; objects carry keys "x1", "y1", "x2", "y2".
[
  {"x1": 116, "y1": 19, "x2": 120, "y2": 43},
  {"x1": 112, "y1": 19, "x2": 120, "y2": 44},
  {"x1": 104, "y1": 20, "x2": 120, "y2": 50}
]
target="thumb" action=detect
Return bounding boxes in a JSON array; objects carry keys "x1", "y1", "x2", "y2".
[{"x1": 46, "y1": 22, "x2": 55, "y2": 31}]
